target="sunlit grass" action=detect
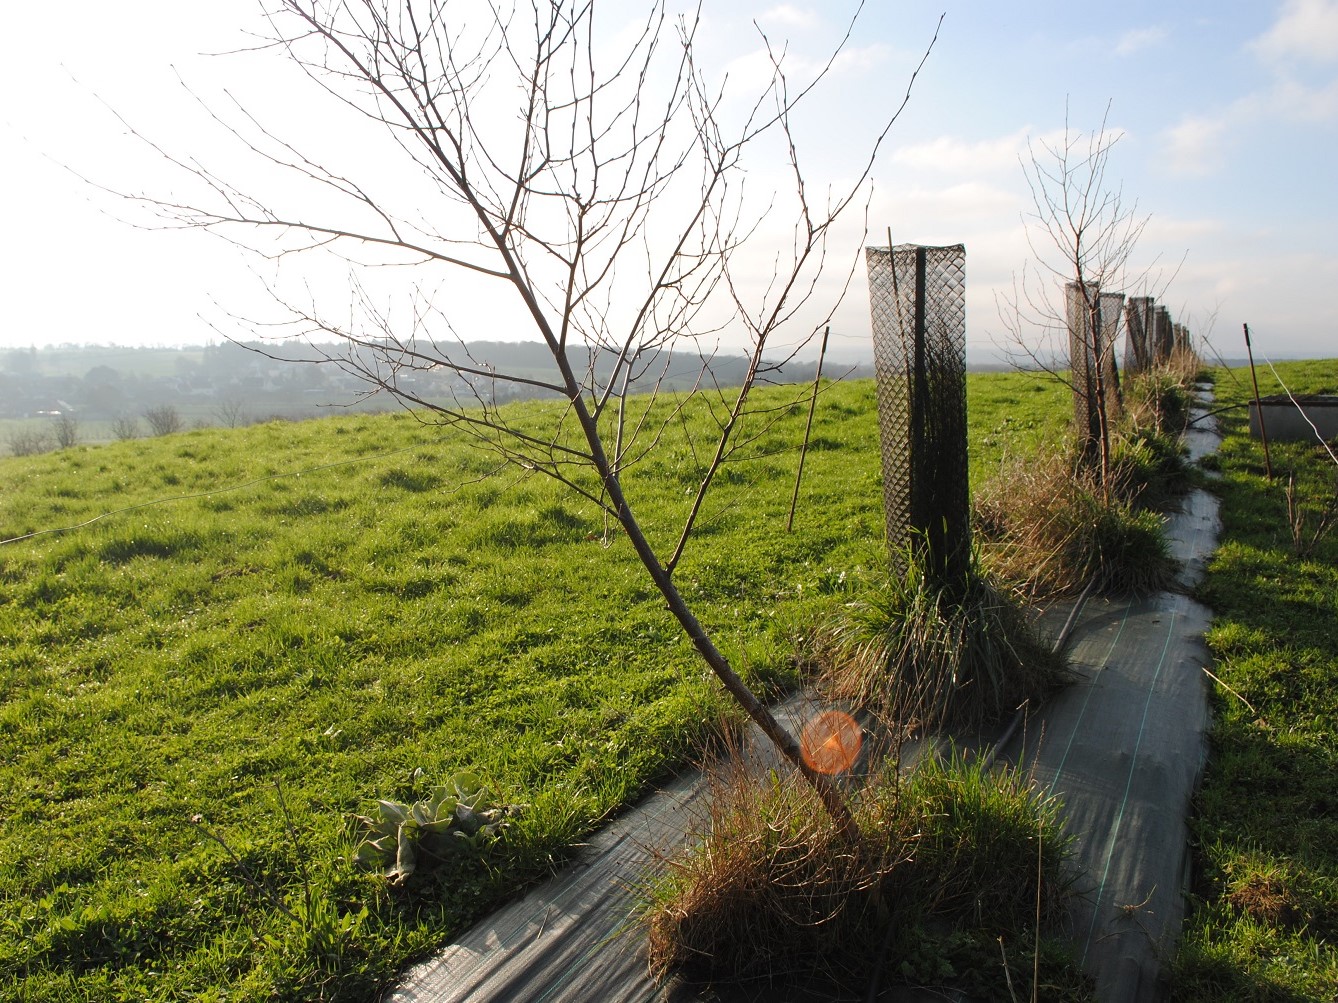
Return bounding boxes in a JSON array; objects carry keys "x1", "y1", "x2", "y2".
[
  {"x1": 1172, "y1": 359, "x2": 1338, "y2": 1000},
  {"x1": 1, "y1": 380, "x2": 892, "y2": 1000}
]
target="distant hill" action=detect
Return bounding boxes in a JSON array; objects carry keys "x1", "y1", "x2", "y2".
[
  {"x1": 3, "y1": 339, "x2": 1064, "y2": 434},
  {"x1": 2, "y1": 341, "x2": 882, "y2": 424}
]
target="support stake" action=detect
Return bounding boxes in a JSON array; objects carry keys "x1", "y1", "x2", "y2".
[{"x1": 1244, "y1": 323, "x2": 1273, "y2": 480}]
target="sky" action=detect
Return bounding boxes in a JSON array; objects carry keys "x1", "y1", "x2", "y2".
[{"x1": 3, "y1": 0, "x2": 1336, "y2": 365}]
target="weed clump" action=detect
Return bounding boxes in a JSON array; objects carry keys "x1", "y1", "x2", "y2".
[
  {"x1": 974, "y1": 362, "x2": 1201, "y2": 598},
  {"x1": 814, "y1": 552, "x2": 1068, "y2": 733},
  {"x1": 975, "y1": 446, "x2": 1179, "y2": 597},
  {"x1": 643, "y1": 752, "x2": 1087, "y2": 999}
]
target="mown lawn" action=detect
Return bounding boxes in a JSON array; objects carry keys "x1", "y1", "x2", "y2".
[
  {"x1": 0, "y1": 373, "x2": 1069, "y2": 1001},
  {"x1": 1173, "y1": 359, "x2": 1338, "y2": 1000}
]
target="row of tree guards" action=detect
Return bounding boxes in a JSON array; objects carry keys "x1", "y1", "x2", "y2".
[
  {"x1": 1069, "y1": 285, "x2": 1190, "y2": 468},
  {"x1": 865, "y1": 243, "x2": 1191, "y2": 579}
]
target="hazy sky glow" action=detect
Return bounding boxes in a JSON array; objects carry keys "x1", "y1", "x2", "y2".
[{"x1": 3, "y1": 1, "x2": 1335, "y2": 363}]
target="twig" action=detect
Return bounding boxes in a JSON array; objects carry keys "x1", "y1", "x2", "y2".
[
  {"x1": 189, "y1": 813, "x2": 299, "y2": 923},
  {"x1": 1201, "y1": 666, "x2": 1257, "y2": 717},
  {"x1": 787, "y1": 325, "x2": 829, "y2": 532}
]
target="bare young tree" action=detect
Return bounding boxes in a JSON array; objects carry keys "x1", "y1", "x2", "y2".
[
  {"x1": 214, "y1": 398, "x2": 249, "y2": 429},
  {"x1": 1000, "y1": 104, "x2": 1163, "y2": 486},
  {"x1": 144, "y1": 405, "x2": 184, "y2": 437},
  {"x1": 110, "y1": 414, "x2": 142, "y2": 440},
  {"x1": 114, "y1": 0, "x2": 934, "y2": 829},
  {"x1": 53, "y1": 413, "x2": 80, "y2": 449}
]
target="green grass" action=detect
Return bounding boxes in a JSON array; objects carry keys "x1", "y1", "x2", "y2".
[
  {"x1": 0, "y1": 367, "x2": 1135, "y2": 1000},
  {"x1": 1172, "y1": 360, "x2": 1338, "y2": 1001},
  {"x1": 0, "y1": 380, "x2": 904, "y2": 1001},
  {"x1": 964, "y1": 369, "x2": 1072, "y2": 488}
]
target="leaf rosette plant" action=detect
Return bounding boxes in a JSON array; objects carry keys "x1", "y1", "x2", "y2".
[{"x1": 353, "y1": 771, "x2": 517, "y2": 884}]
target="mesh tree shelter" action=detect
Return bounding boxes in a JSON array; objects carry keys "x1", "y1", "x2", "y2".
[
  {"x1": 865, "y1": 243, "x2": 971, "y2": 586},
  {"x1": 1099, "y1": 291, "x2": 1125, "y2": 410},
  {"x1": 1154, "y1": 305, "x2": 1174, "y2": 363},
  {"x1": 1123, "y1": 296, "x2": 1156, "y2": 375},
  {"x1": 1066, "y1": 281, "x2": 1124, "y2": 464}
]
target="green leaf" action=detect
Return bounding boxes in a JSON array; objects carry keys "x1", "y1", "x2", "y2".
[
  {"x1": 452, "y1": 771, "x2": 485, "y2": 805},
  {"x1": 386, "y1": 825, "x2": 417, "y2": 883}
]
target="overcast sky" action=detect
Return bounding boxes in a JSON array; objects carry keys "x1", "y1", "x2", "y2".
[{"x1": 3, "y1": 1, "x2": 1335, "y2": 364}]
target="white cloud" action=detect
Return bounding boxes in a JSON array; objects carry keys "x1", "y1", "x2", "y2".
[
  {"x1": 1252, "y1": 0, "x2": 1338, "y2": 64},
  {"x1": 757, "y1": 4, "x2": 817, "y2": 30},
  {"x1": 1115, "y1": 26, "x2": 1168, "y2": 57},
  {"x1": 1163, "y1": 248, "x2": 1338, "y2": 359},
  {"x1": 1159, "y1": 1, "x2": 1338, "y2": 177},
  {"x1": 1163, "y1": 68, "x2": 1338, "y2": 176},
  {"x1": 719, "y1": 38, "x2": 890, "y2": 103},
  {"x1": 1271, "y1": 75, "x2": 1338, "y2": 120},
  {"x1": 1164, "y1": 114, "x2": 1233, "y2": 176},
  {"x1": 829, "y1": 42, "x2": 892, "y2": 75},
  {"x1": 891, "y1": 130, "x2": 1036, "y2": 175},
  {"x1": 885, "y1": 181, "x2": 1020, "y2": 222},
  {"x1": 1142, "y1": 215, "x2": 1226, "y2": 243}
]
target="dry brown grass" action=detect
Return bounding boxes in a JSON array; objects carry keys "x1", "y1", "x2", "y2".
[
  {"x1": 642, "y1": 750, "x2": 1081, "y2": 996},
  {"x1": 1227, "y1": 872, "x2": 1305, "y2": 930},
  {"x1": 1121, "y1": 359, "x2": 1199, "y2": 440},
  {"x1": 1163, "y1": 345, "x2": 1206, "y2": 386},
  {"x1": 813, "y1": 557, "x2": 1068, "y2": 734},
  {"x1": 974, "y1": 359, "x2": 1200, "y2": 598},
  {"x1": 975, "y1": 445, "x2": 1178, "y2": 598},
  {"x1": 643, "y1": 761, "x2": 908, "y2": 986}
]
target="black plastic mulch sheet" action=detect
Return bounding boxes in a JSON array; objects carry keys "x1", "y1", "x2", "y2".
[{"x1": 994, "y1": 403, "x2": 1221, "y2": 1001}]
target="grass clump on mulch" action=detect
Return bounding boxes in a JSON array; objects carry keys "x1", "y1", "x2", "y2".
[
  {"x1": 643, "y1": 750, "x2": 1090, "y2": 1000},
  {"x1": 974, "y1": 435, "x2": 1181, "y2": 599},
  {"x1": 973, "y1": 360, "x2": 1203, "y2": 599},
  {"x1": 813, "y1": 548, "x2": 1069, "y2": 735}
]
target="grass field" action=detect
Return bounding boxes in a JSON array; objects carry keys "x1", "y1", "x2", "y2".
[
  {"x1": 1172, "y1": 359, "x2": 1338, "y2": 1000},
  {"x1": 17, "y1": 358, "x2": 1334, "y2": 1000},
  {"x1": 0, "y1": 373, "x2": 1068, "y2": 1001}
]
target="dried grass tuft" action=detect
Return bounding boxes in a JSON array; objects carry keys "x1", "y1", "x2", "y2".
[
  {"x1": 975, "y1": 446, "x2": 1178, "y2": 598},
  {"x1": 643, "y1": 761, "x2": 907, "y2": 986},
  {"x1": 814, "y1": 553, "x2": 1068, "y2": 734},
  {"x1": 643, "y1": 749, "x2": 1075, "y2": 994}
]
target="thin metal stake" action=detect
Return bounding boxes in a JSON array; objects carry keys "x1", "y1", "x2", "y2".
[
  {"x1": 1243, "y1": 323, "x2": 1273, "y2": 479},
  {"x1": 787, "y1": 325, "x2": 830, "y2": 532}
]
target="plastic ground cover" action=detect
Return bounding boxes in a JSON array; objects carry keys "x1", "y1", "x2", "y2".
[{"x1": 386, "y1": 399, "x2": 1221, "y2": 1003}]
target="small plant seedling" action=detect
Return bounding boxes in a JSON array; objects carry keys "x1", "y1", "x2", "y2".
[{"x1": 352, "y1": 771, "x2": 518, "y2": 884}]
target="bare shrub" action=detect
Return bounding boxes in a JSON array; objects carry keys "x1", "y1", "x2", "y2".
[
  {"x1": 1286, "y1": 472, "x2": 1338, "y2": 560},
  {"x1": 110, "y1": 415, "x2": 141, "y2": 440},
  {"x1": 53, "y1": 414, "x2": 80, "y2": 449},
  {"x1": 214, "y1": 399, "x2": 249, "y2": 428},
  {"x1": 143, "y1": 406, "x2": 183, "y2": 436},
  {"x1": 7, "y1": 429, "x2": 51, "y2": 457}
]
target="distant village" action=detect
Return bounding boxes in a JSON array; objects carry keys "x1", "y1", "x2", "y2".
[{"x1": 2, "y1": 341, "x2": 875, "y2": 437}]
